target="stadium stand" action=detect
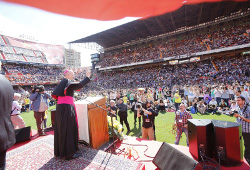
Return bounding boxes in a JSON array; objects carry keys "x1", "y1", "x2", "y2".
[
  {"x1": 0, "y1": 35, "x2": 49, "y2": 64},
  {"x1": 0, "y1": 35, "x2": 7, "y2": 45},
  {"x1": 97, "y1": 18, "x2": 250, "y2": 68}
]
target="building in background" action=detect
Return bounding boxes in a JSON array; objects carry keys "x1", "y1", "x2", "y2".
[{"x1": 65, "y1": 49, "x2": 81, "y2": 68}]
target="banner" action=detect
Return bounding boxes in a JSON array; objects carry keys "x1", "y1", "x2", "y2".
[{"x1": 5, "y1": 36, "x2": 64, "y2": 64}]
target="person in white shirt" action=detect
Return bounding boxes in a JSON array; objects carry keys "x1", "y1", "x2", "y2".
[
  {"x1": 11, "y1": 93, "x2": 25, "y2": 129},
  {"x1": 230, "y1": 101, "x2": 237, "y2": 111},
  {"x1": 197, "y1": 100, "x2": 206, "y2": 115},
  {"x1": 214, "y1": 86, "x2": 222, "y2": 106},
  {"x1": 241, "y1": 86, "x2": 250, "y2": 103},
  {"x1": 208, "y1": 98, "x2": 218, "y2": 114}
]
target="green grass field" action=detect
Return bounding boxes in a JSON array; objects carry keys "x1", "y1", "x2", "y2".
[{"x1": 21, "y1": 106, "x2": 236, "y2": 146}]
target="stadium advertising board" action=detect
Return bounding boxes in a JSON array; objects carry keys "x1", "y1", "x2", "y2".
[
  {"x1": 242, "y1": 51, "x2": 250, "y2": 55},
  {"x1": 6, "y1": 36, "x2": 64, "y2": 64},
  {"x1": 179, "y1": 59, "x2": 189, "y2": 64},
  {"x1": 190, "y1": 57, "x2": 200, "y2": 62},
  {"x1": 169, "y1": 60, "x2": 178, "y2": 65}
]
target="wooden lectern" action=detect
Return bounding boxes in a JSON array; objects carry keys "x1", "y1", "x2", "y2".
[{"x1": 75, "y1": 97, "x2": 109, "y2": 149}]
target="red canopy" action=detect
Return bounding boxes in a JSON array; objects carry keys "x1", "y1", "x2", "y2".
[{"x1": 3, "y1": 0, "x2": 245, "y2": 20}]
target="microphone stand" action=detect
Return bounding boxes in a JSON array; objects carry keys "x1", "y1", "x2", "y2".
[{"x1": 83, "y1": 97, "x2": 117, "y2": 154}]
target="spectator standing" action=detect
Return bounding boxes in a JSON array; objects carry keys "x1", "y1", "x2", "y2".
[
  {"x1": 175, "y1": 103, "x2": 192, "y2": 146},
  {"x1": 241, "y1": 86, "x2": 250, "y2": 103},
  {"x1": 234, "y1": 96, "x2": 250, "y2": 165},
  {"x1": 174, "y1": 90, "x2": 181, "y2": 113},
  {"x1": 131, "y1": 98, "x2": 141, "y2": 125},
  {"x1": 30, "y1": 85, "x2": 50, "y2": 136},
  {"x1": 118, "y1": 98, "x2": 130, "y2": 135},
  {"x1": 214, "y1": 86, "x2": 222, "y2": 105},
  {"x1": 221, "y1": 86, "x2": 230, "y2": 106},
  {"x1": 11, "y1": 93, "x2": 26, "y2": 129}
]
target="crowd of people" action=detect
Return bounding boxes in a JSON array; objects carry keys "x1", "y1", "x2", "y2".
[
  {"x1": 97, "y1": 17, "x2": 249, "y2": 68},
  {"x1": 2, "y1": 64, "x2": 63, "y2": 84},
  {"x1": 1, "y1": 53, "x2": 250, "y2": 166},
  {"x1": 1, "y1": 12, "x2": 250, "y2": 170},
  {"x1": 86, "y1": 54, "x2": 249, "y2": 91}
]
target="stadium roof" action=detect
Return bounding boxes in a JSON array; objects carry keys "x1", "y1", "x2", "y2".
[{"x1": 70, "y1": 1, "x2": 250, "y2": 49}]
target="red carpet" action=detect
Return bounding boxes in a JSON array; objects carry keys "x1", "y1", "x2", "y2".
[
  {"x1": 6, "y1": 132, "x2": 250, "y2": 170},
  {"x1": 6, "y1": 135, "x2": 145, "y2": 170},
  {"x1": 8, "y1": 129, "x2": 54, "y2": 151}
]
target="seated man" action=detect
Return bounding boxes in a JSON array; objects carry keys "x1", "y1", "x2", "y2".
[
  {"x1": 218, "y1": 99, "x2": 228, "y2": 114},
  {"x1": 204, "y1": 97, "x2": 210, "y2": 106},
  {"x1": 228, "y1": 100, "x2": 237, "y2": 115},
  {"x1": 166, "y1": 99, "x2": 173, "y2": 112},
  {"x1": 181, "y1": 97, "x2": 188, "y2": 106},
  {"x1": 206, "y1": 98, "x2": 218, "y2": 114},
  {"x1": 197, "y1": 100, "x2": 206, "y2": 115},
  {"x1": 230, "y1": 100, "x2": 237, "y2": 111},
  {"x1": 158, "y1": 99, "x2": 165, "y2": 111}
]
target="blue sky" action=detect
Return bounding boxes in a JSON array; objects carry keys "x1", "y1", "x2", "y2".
[{"x1": 0, "y1": 1, "x2": 138, "y2": 66}]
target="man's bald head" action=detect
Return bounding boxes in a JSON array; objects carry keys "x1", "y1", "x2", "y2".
[{"x1": 64, "y1": 70, "x2": 74, "y2": 80}]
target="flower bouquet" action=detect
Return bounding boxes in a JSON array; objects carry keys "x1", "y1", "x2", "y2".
[{"x1": 107, "y1": 116, "x2": 124, "y2": 140}]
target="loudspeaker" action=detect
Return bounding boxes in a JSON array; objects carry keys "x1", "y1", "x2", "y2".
[
  {"x1": 153, "y1": 142, "x2": 198, "y2": 170},
  {"x1": 51, "y1": 109, "x2": 56, "y2": 127},
  {"x1": 14, "y1": 126, "x2": 31, "y2": 143},
  {"x1": 188, "y1": 119, "x2": 215, "y2": 160},
  {"x1": 212, "y1": 120, "x2": 243, "y2": 167}
]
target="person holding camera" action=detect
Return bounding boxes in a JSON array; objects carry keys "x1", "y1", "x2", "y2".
[
  {"x1": 30, "y1": 85, "x2": 50, "y2": 136},
  {"x1": 207, "y1": 98, "x2": 218, "y2": 114},
  {"x1": 11, "y1": 93, "x2": 26, "y2": 129},
  {"x1": 131, "y1": 97, "x2": 141, "y2": 125},
  {"x1": 118, "y1": 98, "x2": 131, "y2": 135},
  {"x1": 137, "y1": 101, "x2": 157, "y2": 140},
  {"x1": 234, "y1": 96, "x2": 250, "y2": 165}
]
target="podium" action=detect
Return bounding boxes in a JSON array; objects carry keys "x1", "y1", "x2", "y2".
[{"x1": 75, "y1": 97, "x2": 109, "y2": 149}]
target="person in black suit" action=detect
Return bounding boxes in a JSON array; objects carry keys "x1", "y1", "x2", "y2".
[
  {"x1": 118, "y1": 98, "x2": 130, "y2": 135},
  {"x1": 52, "y1": 70, "x2": 91, "y2": 160},
  {"x1": 0, "y1": 74, "x2": 16, "y2": 169}
]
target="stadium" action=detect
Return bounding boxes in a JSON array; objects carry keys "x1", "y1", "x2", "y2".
[{"x1": 1, "y1": 0, "x2": 250, "y2": 169}]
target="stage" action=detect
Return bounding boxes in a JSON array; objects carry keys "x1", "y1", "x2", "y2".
[
  {"x1": 113, "y1": 136, "x2": 250, "y2": 170},
  {"x1": 6, "y1": 132, "x2": 250, "y2": 170}
]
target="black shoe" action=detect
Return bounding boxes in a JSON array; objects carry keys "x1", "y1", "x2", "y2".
[
  {"x1": 126, "y1": 130, "x2": 131, "y2": 135},
  {"x1": 39, "y1": 132, "x2": 47, "y2": 136},
  {"x1": 65, "y1": 153, "x2": 82, "y2": 160}
]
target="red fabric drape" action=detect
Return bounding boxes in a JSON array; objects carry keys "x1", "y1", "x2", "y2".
[{"x1": 3, "y1": 0, "x2": 246, "y2": 20}]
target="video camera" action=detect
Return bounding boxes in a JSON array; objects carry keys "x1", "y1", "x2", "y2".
[
  {"x1": 136, "y1": 102, "x2": 147, "y2": 109},
  {"x1": 32, "y1": 85, "x2": 44, "y2": 93},
  {"x1": 232, "y1": 110, "x2": 238, "y2": 115}
]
